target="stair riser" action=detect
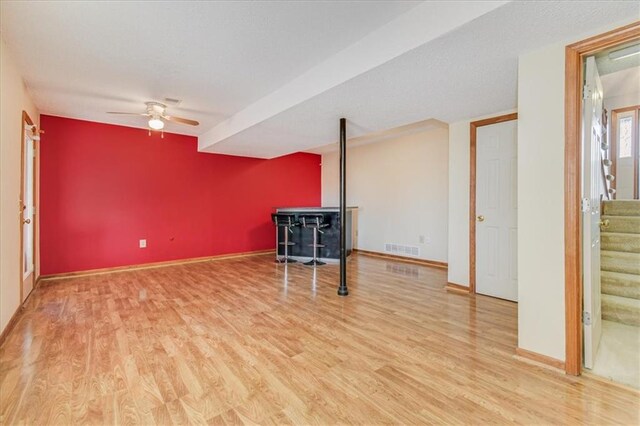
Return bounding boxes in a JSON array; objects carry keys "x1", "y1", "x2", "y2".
[
  {"x1": 602, "y1": 308, "x2": 640, "y2": 327},
  {"x1": 601, "y1": 294, "x2": 640, "y2": 327},
  {"x1": 601, "y1": 234, "x2": 640, "y2": 253},
  {"x1": 601, "y1": 252, "x2": 640, "y2": 275},
  {"x1": 603, "y1": 201, "x2": 640, "y2": 217},
  {"x1": 599, "y1": 200, "x2": 640, "y2": 327},
  {"x1": 602, "y1": 282, "x2": 640, "y2": 300},
  {"x1": 601, "y1": 216, "x2": 640, "y2": 234},
  {"x1": 602, "y1": 273, "x2": 640, "y2": 300}
]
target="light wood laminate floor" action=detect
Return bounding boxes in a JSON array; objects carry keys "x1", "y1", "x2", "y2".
[{"x1": 1, "y1": 253, "x2": 638, "y2": 424}]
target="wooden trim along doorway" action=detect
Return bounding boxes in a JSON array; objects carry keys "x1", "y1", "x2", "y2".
[
  {"x1": 564, "y1": 21, "x2": 640, "y2": 376},
  {"x1": 469, "y1": 112, "x2": 518, "y2": 294},
  {"x1": 19, "y1": 111, "x2": 38, "y2": 303}
]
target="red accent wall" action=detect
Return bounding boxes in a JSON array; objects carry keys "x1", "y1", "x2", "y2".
[{"x1": 39, "y1": 115, "x2": 321, "y2": 275}]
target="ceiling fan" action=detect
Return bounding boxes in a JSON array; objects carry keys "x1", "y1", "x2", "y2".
[{"x1": 107, "y1": 101, "x2": 199, "y2": 135}]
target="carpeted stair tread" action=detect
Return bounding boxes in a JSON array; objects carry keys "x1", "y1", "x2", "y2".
[
  {"x1": 602, "y1": 294, "x2": 640, "y2": 327},
  {"x1": 601, "y1": 251, "x2": 640, "y2": 275},
  {"x1": 601, "y1": 271, "x2": 640, "y2": 300},
  {"x1": 601, "y1": 232, "x2": 640, "y2": 253},
  {"x1": 601, "y1": 215, "x2": 640, "y2": 234},
  {"x1": 603, "y1": 200, "x2": 640, "y2": 217},
  {"x1": 599, "y1": 201, "x2": 640, "y2": 327}
]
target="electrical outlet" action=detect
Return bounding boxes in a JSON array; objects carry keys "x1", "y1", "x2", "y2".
[
  {"x1": 139, "y1": 239, "x2": 147, "y2": 248},
  {"x1": 419, "y1": 235, "x2": 425, "y2": 244}
]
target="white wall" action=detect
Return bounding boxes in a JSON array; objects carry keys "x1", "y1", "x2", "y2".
[
  {"x1": 322, "y1": 125, "x2": 449, "y2": 262},
  {"x1": 517, "y1": 42, "x2": 567, "y2": 361},
  {"x1": 603, "y1": 67, "x2": 640, "y2": 200},
  {"x1": 602, "y1": 67, "x2": 640, "y2": 112},
  {"x1": 604, "y1": 93, "x2": 640, "y2": 112},
  {"x1": 0, "y1": 37, "x2": 39, "y2": 334},
  {"x1": 515, "y1": 19, "x2": 637, "y2": 362},
  {"x1": 447, "y1": 110, "x2": 516, "y2": 287}
]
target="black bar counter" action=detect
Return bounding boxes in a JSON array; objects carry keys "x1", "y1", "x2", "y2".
[{"x1": 274, "y1": 207, "x2": 357, "y2": 262}]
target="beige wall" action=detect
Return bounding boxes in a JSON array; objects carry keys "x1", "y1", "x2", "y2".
[
  {"x1": 516, "y1": 19, "x2": 637, "y2": 362},
  {"x1": 604, "y1": 91, "x2": 640, "y2": 112},
  {"x1": 517, "y1": 42, "x2": 566, "y2": 361},
  {"x1": 602, "y1": 67, "x2": 640, "y2": 112},
  {"x1": 603, "y1": 68, "x2": 640, "y2": 200},
  {"x1": 0, "y1": 37, "x2": 39, "y2": 333},
  {"x1": 447, "y1": 20, "x2": 636, "y2": 363},
  {"x1": 322, "y1": 126, "x2": 449, "y2": 262},
  {"x1": 447, "y1": 110, "x2": 516, "y2": 287}
]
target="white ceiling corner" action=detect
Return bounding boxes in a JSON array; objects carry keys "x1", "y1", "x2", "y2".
[{"x1": 601, "y1": 66, "x2": 640, "y2": 99}]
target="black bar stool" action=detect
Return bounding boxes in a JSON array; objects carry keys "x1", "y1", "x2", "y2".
[
  {"x1": 300, "y1": 214, "x2": 329, "y2": 266},
  {"x1": 271, "y1": 213, "x2": 298, "y2": 263}
]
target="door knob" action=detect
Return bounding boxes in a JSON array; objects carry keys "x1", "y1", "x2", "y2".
[
  {"x1": 599, "y1": 219, "x2": 610, "y2": 229},
  {"x1": 23, "y1": 218, "x2": 31, "y2": 224},
  {"x1": 477, "y1": 215, "x2": 485, "y2": 222}
]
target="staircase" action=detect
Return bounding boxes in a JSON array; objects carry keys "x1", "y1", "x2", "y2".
[{"x1": 601, "y1": 200, "x2": 640, "y2": 326}]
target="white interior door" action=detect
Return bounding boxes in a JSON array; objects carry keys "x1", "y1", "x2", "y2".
[
  {"x1": 476, "y1": 119, "x2": 518, "y2": 302},
  {"x1": 582, "y1": 56, "x2": 604, "y2": 369},
  {"x1": 21, "y1": 125, "x2": 36, "y2": 301}
]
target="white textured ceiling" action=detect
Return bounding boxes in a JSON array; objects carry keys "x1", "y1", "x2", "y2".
[
  {"x1": 198, "y1": 1, "x2": 507, "y2": 154},
  {"x1": 2, "y1": 1, "x2": 639, "y2": 158},
  {"x1": 0, "y1": 0, "x2": 419, "y2": 135},
  {"x1": 205, "y1": 1, "x2": 640, "y2": 158}
]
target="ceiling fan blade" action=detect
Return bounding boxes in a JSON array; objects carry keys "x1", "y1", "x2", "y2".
[
  {"x1": 107, "y1": 112, "x2": 150, "y2": 116},
  {"x1": 163, "y1": 115, "x2": 199, "y2": 126}
]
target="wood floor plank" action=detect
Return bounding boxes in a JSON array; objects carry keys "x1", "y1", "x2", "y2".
[{"x1": 0, "y1": 253, "x2": 638, "y2": 424}]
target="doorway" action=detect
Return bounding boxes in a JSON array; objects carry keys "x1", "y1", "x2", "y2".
[
  {"x1": 564, "y1": 21, "x2": 640, "y2": 386},
  {"x1": 611, "y1": 105, "x2": 640, "y2": 199},
  {"x1": 469, "y1": 113, "x2": 518, "y2": 301},
  {"x1": 587, "y1": 43, "x2": 639, "y2": 389},
  {"x1": 20, "y1": 112, "x2": 37, "y2": 302}
]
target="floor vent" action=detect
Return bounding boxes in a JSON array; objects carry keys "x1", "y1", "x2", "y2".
[
  {"x1": 386, "y1": 264, "x2": 420, "y2": 278},
  {"x1": 384, "y1": 243, "x2": 420, "y2": 257}
]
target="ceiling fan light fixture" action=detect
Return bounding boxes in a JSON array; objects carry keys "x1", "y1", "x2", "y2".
[{"x1": 148, "y1": 117, "x2": 164, "y2": 130}]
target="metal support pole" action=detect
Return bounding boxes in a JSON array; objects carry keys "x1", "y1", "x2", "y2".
[
  {"x1": 338, "y1": 118, "x2": 349, "y2": 296},
  {"x1": 284, "y1": 226, "x2": 289, "y2": 260},
  {"x1": 275, "y1": 223, "x2": 280, "y2": 262}
]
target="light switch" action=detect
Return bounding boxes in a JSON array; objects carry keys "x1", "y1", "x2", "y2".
[{"x1": 139, "y1": 239, "x2": 147, "y2": 248}]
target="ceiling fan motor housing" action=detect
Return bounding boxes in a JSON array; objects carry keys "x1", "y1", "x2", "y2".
[{"x1": 145, "y1": 101, "x2": 167, "y2": 116}]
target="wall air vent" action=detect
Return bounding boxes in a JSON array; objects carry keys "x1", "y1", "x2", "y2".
[{"x1": 384, "y1": 243, "x2": 420, "y2": 257}]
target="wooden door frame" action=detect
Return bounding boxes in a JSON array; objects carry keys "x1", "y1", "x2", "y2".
[
  {"x1": 469, "y1": 112, "x2": 518, "y2": 294},
  {"x1": 610, "y1": 106, "x2": 640, "y2": 199},
  {"x1": 564, "y1": 21, "x2": 640, "y2": 376},
  {"x1": 19, "y1": 111, "x2": 37, "y2": 302}
]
